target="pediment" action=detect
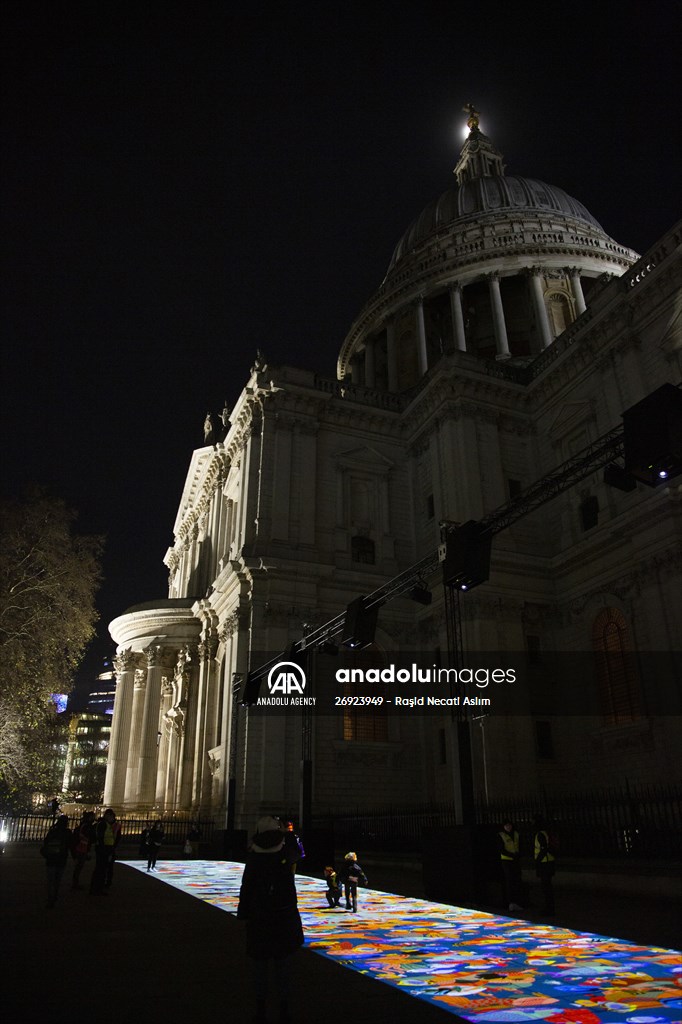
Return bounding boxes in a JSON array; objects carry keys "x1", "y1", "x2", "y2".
[{"x1": 333, "y1": 444, "x2": 395, "y2": 474}]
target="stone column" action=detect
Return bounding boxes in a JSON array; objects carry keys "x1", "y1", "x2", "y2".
[
  {"x1": 155, "y1": 678, "x2": 174, "y2": 808},
  {"x1": 123, "y1": 667, "x2": 147, "y2": 805},
  {"x1": 364, "y1": 338, "x2": 376, "y2": 388},
  {"x1": 137, "y1": 645, "x2": 169, "y2": 809},
  {"x1": 178, "y1": 644, "x2": 200, "y2": 810},
  {"x1": 528, "y1": 268, "x2": 553, "y2": 349},
  {"x1": 200, "y1": 654, "x2": 222, "y2": 813},
  {"x1": 449, "y1": 284, "x2": 467, "y2": 352},
  {"x1": 415, "y1": 297, "x2": 428, "y2": 375},
  {"x1": 386, "y1": 319, "x2": 398, "y2": 392},
  {"x1": 103, "y1": 649, "x2": 137, "y2": 807},
  {"x1": 487, "y1": 274, "x2": 511, "y2": 359},
  {"x1": 191, "y1": 637, "x2": 216, "y2": 809},
  {"x1": 567, "y1": 266, "x2": 587, "y2": 314}
]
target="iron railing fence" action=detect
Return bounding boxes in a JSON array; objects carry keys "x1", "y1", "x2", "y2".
[
  {"x1": 1, "y1": 814, "x2": 216, "y2": 846},
  {"x1": 313, "y1": 783, "x2": 682, "y2": 860}
]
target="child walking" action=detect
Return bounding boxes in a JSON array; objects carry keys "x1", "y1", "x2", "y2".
[
  {"x1": 323, "y1": 865, "x2": 342, "y2": 908},
  {"x1": 338, "y1": 851, "x2": 368, "y2": 912}
]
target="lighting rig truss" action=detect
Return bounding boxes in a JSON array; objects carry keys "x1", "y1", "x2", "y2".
[{"x1": 243, "y1": 382, "x2": 680, "y2": 694}]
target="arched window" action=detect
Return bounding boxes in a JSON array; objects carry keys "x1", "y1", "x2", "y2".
[
  {"x1": 591, "y1": 607, "x2": 642, "y2": 724},
  {"x1": 341, "y1": 647, "x2": 388, "y2": 742},
  {"x1": 548, "y1": 292, "x2": 573, "y2": 336}
]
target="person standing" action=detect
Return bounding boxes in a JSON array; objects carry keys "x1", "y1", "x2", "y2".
[
  {"x1": 187, "y1": 822, "x2": 202, "y2": 857},
  {"x1": 337, "y1": 851, "x2": 368, "y2": 912},
  {"x1": 237, "y1": 816, "x2": 304, "y2": 1024},
  {"x1": 70, "y1": 810, "x2": 96, "y2": 889},
  {"x1": 139, "y1": 821, "x2": 152, "y2": 857},
  {"x1": 90, "y1": 809, "x2": 121, "y2": 895},
  {"x1": 533, "y1": 815, "x2": 556, "y2": 915},
  {"x1": 40, "y1": 814, "x2": 71, "y2": 908},
  {"x1": 498, "y1": 821, "x2": 524, "y2": 913},
  {"x1": 146, "y1": 821, "x2": 165, "y2": 871},
  {"x1": 323, "y1": 865, "x2": 342, "y2": 908}
]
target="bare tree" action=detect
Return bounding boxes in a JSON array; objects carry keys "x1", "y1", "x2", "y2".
[{"x1": 0, "y1": 488, "x2": 102, "y2": 802}]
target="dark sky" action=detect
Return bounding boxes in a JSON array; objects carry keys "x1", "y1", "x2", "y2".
[{"x1": 2, "y1": 1, "x2": 680, "y2": 699}]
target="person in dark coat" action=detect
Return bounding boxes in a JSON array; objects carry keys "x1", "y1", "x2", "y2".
[
  {"x1": 146, "y1": 821, "x2": 165, "y2": 871},
  {"x1": 70, "y1": 810, "x2": 96, "y2": 889},
  {"x1": 89, "y1": 808, "x2": 121, "y2": 894},
  {"x1": 40, "y1": 814, "x2": 71, "y2": 908},
  {"x1": 533, "y1": 815, "x2": 556, "y2": 915},
  {"x1": 337, "y1": 851, "x2": 368, "y2": 912},
  {"x1": 498, "y1": 820, "x2": 523, "y2": 913},
  {"x1": 237, "y1": 816, "x2": 304, "y2": 1024}
]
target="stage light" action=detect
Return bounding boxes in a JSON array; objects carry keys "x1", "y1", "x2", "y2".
[
  {"x1": 603, "y1": 463, "x2": 637, "y2": 492},
  {"x1": 342, "y1": 596, "x2": 378, "y2": 649},
  {"x1": 409, "y1": 583, "x2": 432, "y2": 605},
  {"x1": 441, "y1": 521, "x2": 492, "y2": 591},
  {"x1": 623, "y1": 383, "x2": 682, "y2": 487}
]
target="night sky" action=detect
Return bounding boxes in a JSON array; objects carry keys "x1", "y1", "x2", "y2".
[{"x1": 2, "y1": 1, "x2": 680, "y2": 701}]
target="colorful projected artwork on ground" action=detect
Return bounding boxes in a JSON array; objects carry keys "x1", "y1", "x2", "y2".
[{"x1": 126, "y1": 860, "x2": 682, "y2": 1023}]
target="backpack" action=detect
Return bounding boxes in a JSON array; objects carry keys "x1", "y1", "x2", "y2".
[{"x1": 71, "y1": 827, "x2": 89, "y2": 858}]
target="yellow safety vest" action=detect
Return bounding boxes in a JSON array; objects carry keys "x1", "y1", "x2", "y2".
[
  {"x1": 534, "y1": 829, "x2": 555, "y2": 863},
  {"x1": 499, "y1": 830, "x2": 519, "y2": 860}
]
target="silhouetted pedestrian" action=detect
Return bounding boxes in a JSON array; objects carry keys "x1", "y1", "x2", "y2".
[
  {"x1": 323, "y1": 865, "x2": 342, "y2": 908},
  {"x1": 498, "y1": 820, "x2": 523, "y2": 913},
  {"x1": 90, "y1": 809, "x2": 121, "y2": 895},
  {"x1": 534, "y1": 815, "x2": 556, "y2": 915},
  {"x1": 139, "y1": 821, "x2": 152, "y2": 857},
  {"x1": 70, "y1": 810, "x2": 96, "y2": 889},
  {"x1": 237, "y1": 816, "x2": 303, "y2": 1024},
  {"x1": 337, "y1": 851, "x2": 368, "y2": 912},
  {"x1": 146, "y1": 821, "x2": 165, "y2": 870},
  {"x1": 40, "y1": 814, "x2": 71, "y2": 908},
  {"x1": 187, "y1": 822, "x2": 202, "y2": 857}
]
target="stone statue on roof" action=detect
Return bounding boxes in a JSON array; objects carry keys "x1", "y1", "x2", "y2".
[{"x1": 203, "y1": 412, "x2": 215, "y2": 447}]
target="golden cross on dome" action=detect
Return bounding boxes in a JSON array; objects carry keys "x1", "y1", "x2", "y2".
[{"x1": 462, "y1": 102, "x2": 480, "y2": 132}]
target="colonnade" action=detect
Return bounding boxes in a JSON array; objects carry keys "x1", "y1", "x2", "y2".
[
  {"x1": 103, "y1": 637, "x2": 225, "y2": 815},
  {"x1": 350, "y1": 267, "x2": 587, "y2": 388}
]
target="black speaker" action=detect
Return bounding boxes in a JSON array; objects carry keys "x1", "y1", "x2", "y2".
[
  {"x1": 341, "y1": 596, "x2": 378, "y2": 649},
  {"x1": 241, "y1": 670, "x2": 262, "y2": 706},
  {"x1": 623, "y1": 383, "x2": 682, "y2": 487},
  {"x1": 442, "y1": 520, "x2": 492, "y2": 590}
]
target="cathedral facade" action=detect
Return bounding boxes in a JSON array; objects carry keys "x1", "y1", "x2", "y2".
[{"x1": 104, "y1": 115, "x2": 682, "y2": 828}]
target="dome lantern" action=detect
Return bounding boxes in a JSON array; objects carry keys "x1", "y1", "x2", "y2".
[{"x1": 454, "y1": 103, "x2": 506, "y2": 184}]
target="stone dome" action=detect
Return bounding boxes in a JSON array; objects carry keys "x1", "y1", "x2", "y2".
[
  {"x1": 387, "y1": 175, "x2": 607, "y2": 274},
  {"x1": 337, "y1": 112, "x2": 639, "y2": 386}
]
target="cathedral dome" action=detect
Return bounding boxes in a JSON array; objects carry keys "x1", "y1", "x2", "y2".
[
  {"x1": 387, "y1": 175, "x2": 606, "y2": 274},
  {"x1": 337, "y1": 109, "x2": 639, "y2": 386}
]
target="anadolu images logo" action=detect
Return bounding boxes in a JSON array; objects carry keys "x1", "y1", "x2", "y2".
[{"x1": 267, "y1": 661, "x2": 307, "y2": 696}]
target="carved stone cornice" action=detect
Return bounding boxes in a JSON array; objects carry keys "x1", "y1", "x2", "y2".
[
  {"x1": 114, "y1": 648, "x2": 136, "y2": 675},
  {"x1": 220, "y1": 607, "x2": 248, "y2": 639},
  {"x1": 145, "y1": 644, "x2": 164, "y2": 669},
  {"x1": 198, "y1": 636, "x2": 219, "y2": 662}
]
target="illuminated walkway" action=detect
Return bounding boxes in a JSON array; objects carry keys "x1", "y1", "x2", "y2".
[{"x1": 126, "y1": 860, "x2": 681, "y2": 1022}]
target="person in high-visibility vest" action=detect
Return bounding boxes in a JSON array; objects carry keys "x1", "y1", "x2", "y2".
[
  {"x1": 498, "y1": 821, "x2": 523, "y2": 913},
  {"x1": 533, "y1": 815, "x2": 556, "y2": 915}
]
